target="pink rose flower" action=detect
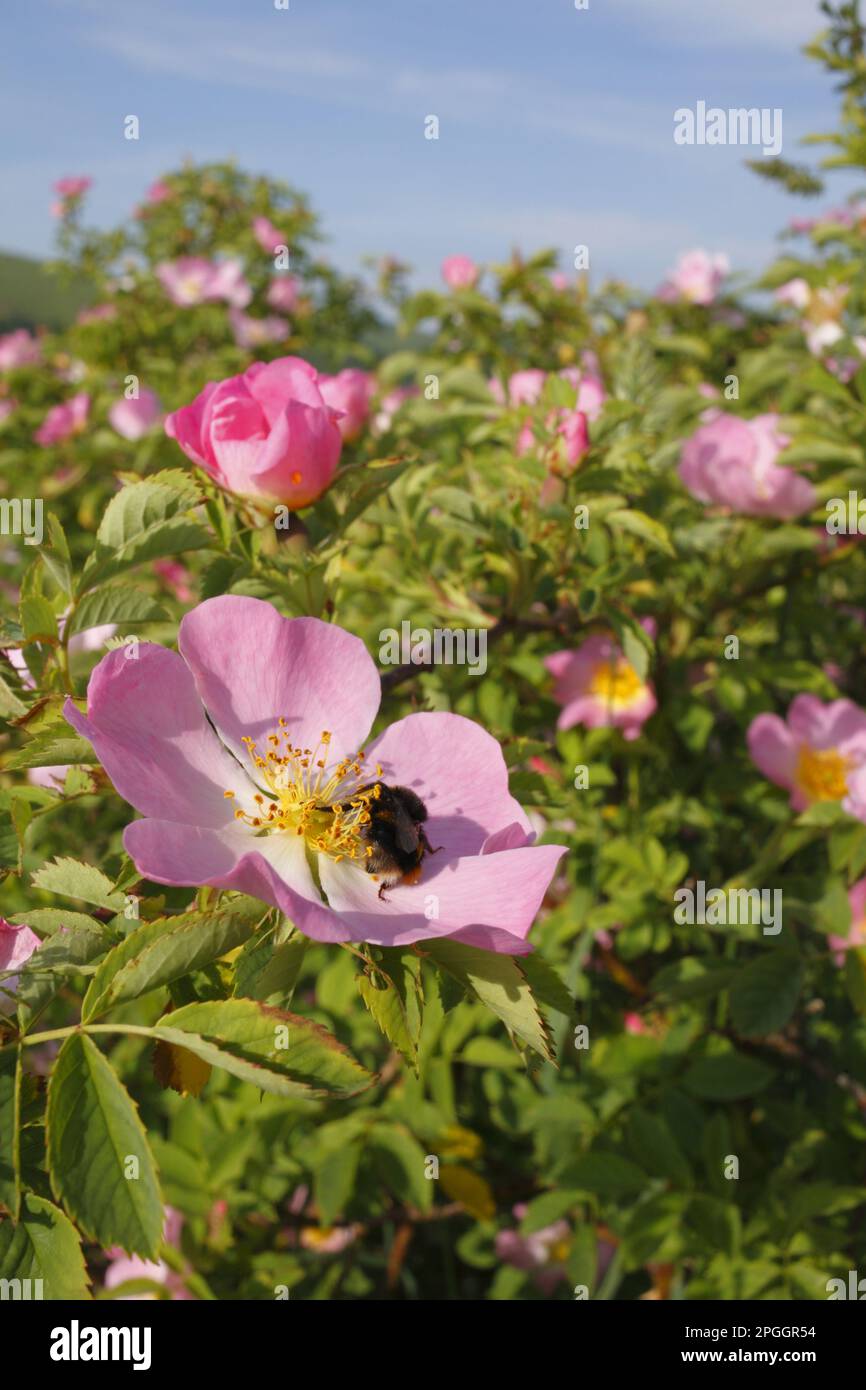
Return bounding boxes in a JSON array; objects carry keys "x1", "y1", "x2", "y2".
[
  {"x1": 678, "y1": 413, "x2": 816, "y2": 519},
  {"x1": 545, "y1": 628, "x2": 657, "y2": 740},
  {"x1": 108, "y1": 387, "x2": 162, "y2": 441},
  {"x1": 0, "y1": 330, "x2": 40, "y2": 370},
  {"x1": 829, "y1": 877, "x2": 866, "y2": 965},
  {"x1": 104, "y1": 1207, "x2": 193, "y2": 1301},
  {"x1": 156, "y1": 257, "x2": 252, "y2": 308},
  {"x1": 495, "y1": 1204, "x2": 570, "y2": 1293},
  {"x1": 774, "y1": 278, "x2": 811, "y2": 310},
  {"x1": 559, "y1": 367, "x2": 606, "y2": 422},
  {"x1": 76, "y1": 304, "x2": 117, "y2": 326},
  {"x1": 748, "y1": 694, "x2": 866, "y2": 820},
  {"x1": 34, "y1": 392, "x2": 90, "y2": 446},
  {"x1": 441, "y1": 255, "x2": 479, "y2": 290},
  {"x1": 319, "y1": 368, "x2": 375, "y2": 442},
  {"x1": 0, "y1": 919, "x2": 40, "y2": 1013},
  {"x1": 658, "y1": 249, "x2": 729, "y2": 306},
  {"x1": 53, "y1": 176, "x2": 92, "y2": 200},
  {"x1": 550, "y1": 272, "x2": 569, "y2": 291},
  {"x1": 266, "y1": 276, "x2": 300, "y2": 314},
  {"x1": 229, "y1": 309, "x2": 289, "y2": 350},
  {"x1": 64, "y1": 597, "x2": 566, "y2": 954},
  {"x1": 372, "y1": 385, "x2": 418, "y2": 435},
  {"x1": 153, "y1": 558, "x2": 195, "y2": 603},
  {"x1": 253, "y1": 216, "x2": 286, "y2": 254},
  {"x1": 145, "y1": 180, "x2": 172, "y2": 204},
  {"x1": 165, "y1": 356, "x2": 342, "y2": 508}
]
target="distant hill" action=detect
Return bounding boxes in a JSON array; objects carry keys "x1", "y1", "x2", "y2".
[{"x1": 0, "y1": 251, "x2": 94, "y2": 333}]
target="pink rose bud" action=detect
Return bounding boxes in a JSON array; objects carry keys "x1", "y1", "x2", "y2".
[
  {"x1": 253, "y1": 216, "x2": 286, "y2": 254},
  {"x1": 441, "y1": 255, "x2": 479, "y2": 290},
  {"x1": 165, "y1": 356, "x2": 343, "y2": 509}
]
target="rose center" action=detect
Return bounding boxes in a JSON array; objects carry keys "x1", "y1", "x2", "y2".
[
  {"x1": 589, "y1": 658, "x2": 643, "y2": 706},
  {"x1": 795, "y1": 744, "x2": 849, "y2": 802},
  {"x1": 225, "y1": 725, "x2": 382, "y2": 864}
]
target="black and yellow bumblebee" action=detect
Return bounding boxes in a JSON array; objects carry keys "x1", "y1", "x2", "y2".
[{"x1": 338, "y1": 782, "x2": 440, "y2": 899}]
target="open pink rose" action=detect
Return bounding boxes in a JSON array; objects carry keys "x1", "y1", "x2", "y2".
[
  {"x1": 64, "y1": 597, "x2": 565, "y2": 954},
  {"x1": 229, "y1": 309, "x2": 289, "y2": 350},
  {"x1": 658, "y1": 249, "x2": 729, "y2": 305},
  {"x1": 441, "y1": 255, "x2": 479, "y2": 290},
  {"x1": 748, "y1": 694, "x2": 866, "y2": 820},
  {"x1": 252, "y1": 216, "x2": 286, "y2": 254},
  {"x1": 319, "y1": 369, "x2": 375, "y2": 442},
  {"x1": 35, "y1": 392, "x2": 90, "y2": 446},
  {"x1": 679, "y1": 413, "x2": 816, "y2": 519},
  {"x1": 775, "y1": 278, "x2": 811, "y2": 310},
  {"x1": 266, "y1": 277, "x2": 300, "y2": 314},
  {"x1": 0, "y1": 919, "x2": 40, "y2": 1013},
  {"x1": 156, "y1": 257, "x2": 252, "y2": 308},
  {"x1": 495, "y1": 1204, "x2": 571, "y2": 1293},
  {"x1": 545, "y1": 626, "x2": 657, "y2": 740},
  {"x1": 108, "y1": 387, "x2": 162, "y2": 441},
  {"x1": 165, "y1": 357, "x2": 342, "y2": 508},
  {"x1": 0, "y1": 330, "x2": 40, "y2": 370},
  {"x1": 104, "y1": 1207, "x2": 193, "y2": 1301}
]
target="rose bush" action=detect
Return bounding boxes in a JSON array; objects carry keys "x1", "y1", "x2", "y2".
[{"x1": 2, "y1": 10, "x2": 866, "y2": 1303}]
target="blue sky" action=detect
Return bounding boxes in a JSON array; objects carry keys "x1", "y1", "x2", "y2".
[{"x1": 1, "y1": 0, "x2": 861, "y2": 291}]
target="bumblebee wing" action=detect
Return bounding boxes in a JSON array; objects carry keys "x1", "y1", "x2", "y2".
[{"x1": 392, "y1": 803, "x2": 421, "y2": 854}]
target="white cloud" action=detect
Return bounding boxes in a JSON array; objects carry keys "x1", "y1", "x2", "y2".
[{"x1": 614, "y1": 0, "x2": 823, "y2": 50}]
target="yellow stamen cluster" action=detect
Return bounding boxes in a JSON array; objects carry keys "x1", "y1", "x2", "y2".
[
  {"x1": 795, "y1": 744, "x2": 850, "y2": 803},
  {"x1": 589, "y1": 658, "x2": 643, "y2": 707},
  {"x1": 225, "y1": 725, "x2": 384, "y2": 863}
]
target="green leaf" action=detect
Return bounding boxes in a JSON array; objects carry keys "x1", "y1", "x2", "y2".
[
  {"x1": 357, "y1": 949, "x2": 423, "y2": 1069},
  {"x1": 15, "y1": 923, "x2": 115, "y2": 1024},
  {"x1": 82, "y1": 904, "x2": 267, "y2": 1021},
  {"x1": 5, "y1": 731, "x2": 97, "y2": 770},
  {"x1": 561, "y1": 1151, "x2": 648, "y2": 1197},
  {"x1": 20, "y1": 595, "x2": 58, "y2": 645},
  {"x1": 0, "y1": 1193, "x2": 91, "y2": 1300},
  {"x1": 729, "y1": 950, "x2": 803, "y2": 1035},
  {"x1": 47, "y1": 1033, "x2": 163, "y2": 1258},
  {"x1": 0, "y1": 670, "x2": 27, "y2": 718},
  {"x1": 368, "y1": 1122, "x2": 432, "y2": 1211},
  {"x1": 315, "y1": 1140, "x2": 363, "y2": 1225},
  {"x1": 518, "y1": 1189, "x2": 583, "y2": 1234},
  {"x1": 684, "y1": 1051, "x2": 774, "y2": 1101},
  {"x1": 844, "y1": 947, "x2": 866, "y2": 1017},
  {"x1": 0, "y1": 1047, "x2": 22, "y2": 1219},
  {"x1": 31, "y1": 856, "x2": 125, "y2": 910},
  {"x1": 607, "y1": 508, "x2": 675, "y2": 556},
  {"x1": 78, "y1": 478, "x2": 211, "y2": 591},
  {"x1": 421, "y1": 940, "x2": 553, "y2": 1061},
  {"x1": 520, "y1": 954, "x2": 574, "y2": 1015},
  {"x1": 627, "y1": 1107, "x2": 692, "y2": 1185},
  {"x1": 153, "y1": 997, "x2": 372, "y2": 1098},
  {"x1": 70, "y1": 586, "x2": 168, "y2": 635},
  {"x1": 233, "y1": 929, "x2": 308, "y2": 1009}
]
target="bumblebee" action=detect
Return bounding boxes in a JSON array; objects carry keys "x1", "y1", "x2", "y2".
[{"x1": 338, "y1": 782, "x2": 440, "y2": 899}]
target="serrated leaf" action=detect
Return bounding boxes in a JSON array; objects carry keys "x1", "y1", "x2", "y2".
[
  {"x1": 233, "y1": 928, "x2": 307, "y2": 1009},
  {"x1": 47, "y1": 1033, "x2": 163, "y2": 1258},
  {"x1": 31, "y1": 857, "x2": 125, "y2": 910},
  {"x1": 82, "y1": 904, "x2": 267, "y2": 1021},
  {"x1": 0, "y1": 1193, "x2": 91, "y2": 1300},
  {"x1": 5, "y1": 731, "x2": 97, "y2": 770},
  {"x1": 0, "y1": 670, "x2": 27, "y2": 718},
  {"x1": 15, "y1": 923, "x2": 116, "y2": 1024},
  {"x1": 520, "y1": 955, "x2": 574, "y2": 1015},
  {"x1": 152, "y1": 997, "x2": 372, "y2": 1098},
  {"x1": 421, "y1": 940, "x2": 553, "y2": 1061},
  {"x1": 70, "y1": 586, "x2": 167, "y2": 635}
]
